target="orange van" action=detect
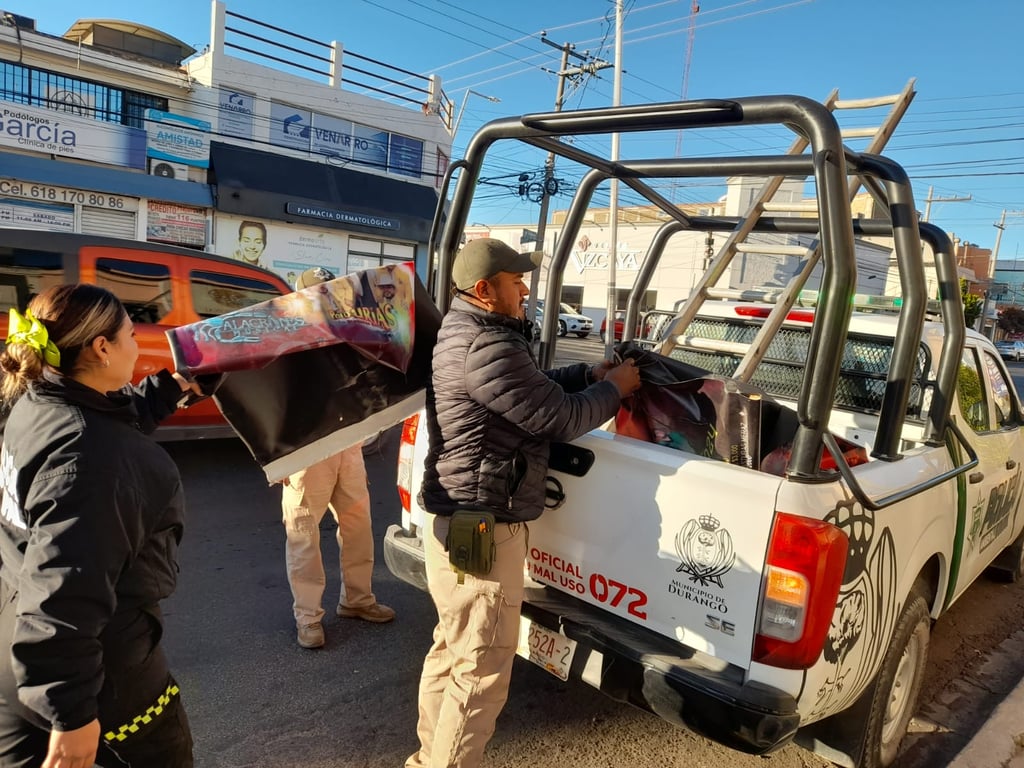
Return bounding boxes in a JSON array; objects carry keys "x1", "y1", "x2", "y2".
[{"x1": 0, "y1": 228, "x2": 291, "y2": 440}]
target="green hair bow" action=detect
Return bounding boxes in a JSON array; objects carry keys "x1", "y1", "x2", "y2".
[{"x1": 6, "y1": 308, "x2": 61, "y2": 367}]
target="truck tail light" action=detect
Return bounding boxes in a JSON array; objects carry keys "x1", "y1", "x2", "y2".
[
  {"x1": 396, "y1": 413, "x2": 419, "y2": 514},
  {"x1": 734, "y1": 306, "x2": 815, "y2": 323},
  {"x1": 753, "y1": 512, "x2": 848, "y2": 669}
]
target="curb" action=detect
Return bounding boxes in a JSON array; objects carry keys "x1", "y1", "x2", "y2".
[{"x1": 947, "y1": 670, "x2": 1024, "y2": 768}]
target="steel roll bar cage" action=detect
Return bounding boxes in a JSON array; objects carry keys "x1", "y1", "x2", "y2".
[{"x1": 427, "y1": 96, "x2": 974, "y2": 491}]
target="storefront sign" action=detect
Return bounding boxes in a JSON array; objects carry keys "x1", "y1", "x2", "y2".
[
  {"x1": 0, "y1": 197, "x2": 74, "y2": 231},
  {"x1": 214, "y1": 214, "x2": 346, "y2": 285},
  {"x1": 0, "y1": 179, "x2": 138, "y2": 211},
  {"x1": 570, "y1": 250, "x2": 642, "y2": 273},
  {"x1": 285, "y1": 202, "x2": 399, "y2": 231},
  {"x1": 218, "y1": 88, "x2": 254, "y2": 141},
  {"x1": 147, "y1": 202, "x2": 207, "y2": 246},
  {"x1": 266, "y1": 101, "x2": 422, "y2": 179},
  {"x1": 0, "y1": 100, "x2": 146, "y2": 169},
  {"x1": 310, "y1": 113, "x2": 354, "y2": 159},
  {"x1": 145, "y1": 110, "x2": 211, "y2": 168},
  {"x1": 351, "y1": 123, "x2": 388, "y2": 169},
  {"x1": 270, "y1": 102, "x2": 311, "y2": 152}
]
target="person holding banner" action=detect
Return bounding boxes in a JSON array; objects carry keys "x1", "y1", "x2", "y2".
[
  {"x1": 282, "y1": 267, "x2": 395, "y2": 650},
  {"x1": 0, "y1": 285, "x2": 201, "y2": 768},
  {"x1": 406, "y1": 239, "x2": 641, "y2": 768}
]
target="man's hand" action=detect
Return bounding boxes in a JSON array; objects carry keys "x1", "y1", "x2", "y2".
[
  {"x1": 590, "y1": 360, "x2": 615, "y2": 382},
  {"x1": 42, "y1": 719, "x2": 100, "y2": 768},
  {"x1": 604, "y1": 358, "x2": 641, "y2": 397}
]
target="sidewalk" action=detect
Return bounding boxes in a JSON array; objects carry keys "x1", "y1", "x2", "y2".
[{"x1": 948, "y1": 671, "x2": 1024, "y2": 768}]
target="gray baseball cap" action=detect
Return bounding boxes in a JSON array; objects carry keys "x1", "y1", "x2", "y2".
[{"x1": 452, "y1": 238, "x2": 542, "y2": 291}]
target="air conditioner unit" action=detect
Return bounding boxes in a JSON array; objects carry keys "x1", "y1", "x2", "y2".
[{"x1": 148, "y1": 161, "x2": 190, "y2": 180}]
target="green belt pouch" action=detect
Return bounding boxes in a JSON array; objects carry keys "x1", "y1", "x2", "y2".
[{"x1": 446, "y1": 511, "x2": 497, "y2": 581}]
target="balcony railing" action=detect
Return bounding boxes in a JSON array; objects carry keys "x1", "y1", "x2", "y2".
[{"x1": 223, "y1": 10, "x2": 452, "y2": 130}]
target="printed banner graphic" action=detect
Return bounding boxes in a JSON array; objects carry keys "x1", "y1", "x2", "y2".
[{"x1": 167, "y1": 263, "x2": 441, "y2": 481}]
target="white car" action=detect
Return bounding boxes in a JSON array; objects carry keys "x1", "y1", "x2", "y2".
[
  {"x1": 536, "y1": 300, "x2": 593, "y2": 338},
  {"x1": 996, "y1": 340, "x2": 1024, "y2": 362}
]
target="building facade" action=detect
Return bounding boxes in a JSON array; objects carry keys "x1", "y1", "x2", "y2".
[
  {"x1": 467, "y1": 180, "x2": 894, "y2": 331},
  {"x1": 0, "y1": 1, "x2": 452, "y2": 285}
]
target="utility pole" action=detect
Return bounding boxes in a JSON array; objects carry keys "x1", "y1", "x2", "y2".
[
  {"x1": 921, "y1": 185, "x2": 972, "y2": 222},
  {"x1": 983, "y1": 209, "x2": 1024, "y2": 339},
  {"x1": 525, "y1": 37, "x2": 610, "y2": 322},
  {"x1": 991, "y1": 209, "x2": 1024, "y2": 272},
  {"x1": 604, "y1": 0, "x2": 624, "y2": 360},
  {"x1": 921, "y1": 186, "x2": 972, "y2": 323}
]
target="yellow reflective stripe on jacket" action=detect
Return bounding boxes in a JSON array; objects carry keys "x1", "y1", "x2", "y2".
[{"x1": 102, "y1": 683, "x2": 180, "y2": 743}]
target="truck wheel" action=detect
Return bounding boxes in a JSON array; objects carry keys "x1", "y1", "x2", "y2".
[
  {"x1": 987, "y1": 528, "x2": 1024, "y2": 583},
  {"x1": 557, "y1": 320, "x2": 567, "y2": 337},
  {"x1": 857, "y1": 588, "x2": 930, "y2": 768}
]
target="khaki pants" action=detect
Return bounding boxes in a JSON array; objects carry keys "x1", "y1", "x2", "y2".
[
  {"x1": 406, "y1": 513, "x2": 527, "y2": 768},
  {"x1": 281, "y1": 446, "x2": 375, "y2": 626}
]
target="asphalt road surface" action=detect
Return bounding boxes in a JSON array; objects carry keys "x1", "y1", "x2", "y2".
[{"x1": 158, "y1": 346, "x2": 1024, "y2": 768}]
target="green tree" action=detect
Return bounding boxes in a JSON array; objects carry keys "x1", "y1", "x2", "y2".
[
  {"x1": 961, "y1": 278, "x2": 983, "y2": 328},
  {"x1": 997, "y1": 305, "x2": 1024, "y2": 336}
]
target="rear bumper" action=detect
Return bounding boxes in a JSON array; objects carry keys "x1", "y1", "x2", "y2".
[
  {"x1": 383, "y1": 524, "x2": 799, "y2": 755},
  {"x1": 383, "y1": 524, "x2": 429, "y2": 592}
]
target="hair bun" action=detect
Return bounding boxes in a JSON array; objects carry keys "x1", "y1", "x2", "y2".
[{"x1": 0, "y1": 351, "x2": 21, "y2": 375}]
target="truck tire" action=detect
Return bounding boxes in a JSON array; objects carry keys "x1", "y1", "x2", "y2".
[{"x1": 857, "y1": 588, "x2": 930, "y2": 768}]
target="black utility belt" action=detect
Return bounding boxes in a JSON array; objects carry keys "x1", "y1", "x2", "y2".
[{"x1": 438, "y1": 512, "x2": 524, "y2": 526}]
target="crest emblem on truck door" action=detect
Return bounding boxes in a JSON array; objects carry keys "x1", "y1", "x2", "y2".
[{"x1": 675, "y1": 514, "x2": 736, "y2": 587}]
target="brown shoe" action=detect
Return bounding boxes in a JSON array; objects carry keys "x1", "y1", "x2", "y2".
[
  {"x1": 297, "y1": 622, "x2": 325, "y2": 649},
  {"x1": 336, "y1": 602, "x2": 395, "y2": 623}
]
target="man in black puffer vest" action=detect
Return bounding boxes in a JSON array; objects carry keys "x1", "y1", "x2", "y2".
[{"x1": 406, "y1": 238, "x2": 640, "y2": 768}]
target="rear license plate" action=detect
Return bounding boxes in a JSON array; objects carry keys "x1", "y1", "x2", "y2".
[{"x1": 517, "y1": 617, "x2": 577, "y2": 681}]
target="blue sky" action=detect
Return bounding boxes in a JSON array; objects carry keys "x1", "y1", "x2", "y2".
[{"x1": 34, "y1": 0, "x2": 1024, "y2": 262}]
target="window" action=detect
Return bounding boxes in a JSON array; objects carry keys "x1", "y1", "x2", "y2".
[
  {"x1": 95, "y1": 258, "x2": 173, "y2": 324},
  {"x1": 190, "y1": 270, "x2": 283, "y2": 318},
  {"x1": 388, "y1": 134, "x2": 424, "y2": 178},
  {"x1": 0, "y1": 248, "x2": 64, "y2": 313},
  {"x1": 611, "y1": 287, "x2": 657, "y2": 312},
  {"x1": 436, "y1": 149, "x2": 449, "y2": 189},
  {"x1": 0, "y1": 60, "x2": 167, "y2": 128},
  {"x1": 560, "y1": 286, "x2": 583, "y2": 310},
  {"x1": 958, "y1": 348, "x2": 989, "y2": 432},
  {"x1": 346, "y1": 237, "x2": 414, "y2": 273},
  {"x1": 982, "y1": 351, "x2": 1017, "y2": 428}
]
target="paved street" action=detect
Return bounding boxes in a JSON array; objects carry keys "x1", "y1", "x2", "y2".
[
  {"x1": 5, "y1": 2, "x2": 1020, "y2": 765},
  {"x1": 156, "y1": 355, "x2": 1024, "y2": 768}
]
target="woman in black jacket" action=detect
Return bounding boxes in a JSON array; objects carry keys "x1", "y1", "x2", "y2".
[{"x1": 0, "y1": 285, "x2": 200, "y2": 768}]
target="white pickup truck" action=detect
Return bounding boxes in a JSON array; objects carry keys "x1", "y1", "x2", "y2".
[{"x1": 384, "y1": 96, "x2": 1024, "y2": 768}]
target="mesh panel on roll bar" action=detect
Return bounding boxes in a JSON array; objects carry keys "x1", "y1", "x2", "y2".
[{"x1": 667, "y1": 319, "x2": 931, "y2": 416}]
